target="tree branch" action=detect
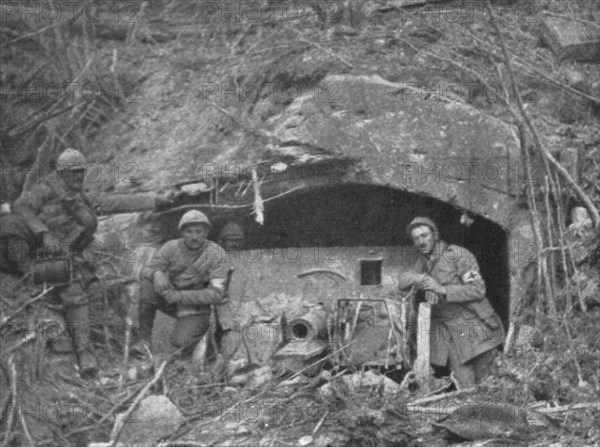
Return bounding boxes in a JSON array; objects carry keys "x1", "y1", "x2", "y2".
[{"x1": 485, "y1": 1, "x2": 599, "y2": 228}]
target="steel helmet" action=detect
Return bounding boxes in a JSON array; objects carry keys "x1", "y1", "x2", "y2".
[
  {"x1": 219, "y1": 222, "x2": 245, "y2": 241},
  {"x1": 178, "y1": 210, "x2": 211, "y2": 231},
  {"x1": 56, "y1": 148, "x2": 87, "y2": 171},
  {"x1": 407, "y1": 216, "x2": 439, "y2": 240}
]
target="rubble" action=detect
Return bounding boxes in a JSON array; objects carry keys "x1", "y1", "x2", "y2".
[
  {"x1": 432, "y1": 402, "x2": 529, "y2": 442},
  {"x1": 540, "y1": 15, "x2": 600, "y2": 62},
  {"x1": 278, "y1": 375, "x2": 309, "y2": 387},
  {"x1": 231, "y1": 365, "x2": 274, "y2": 388},
  {"x1": 114, "y1": 394, "x2": 184, "y2": 445},
  {"x1": 320, "y1": 370, "x2": 402, "y2": 397}
]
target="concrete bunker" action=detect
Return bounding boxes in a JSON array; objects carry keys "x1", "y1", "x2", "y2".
[
  {"x1": 95, "y1": 74, "x2": 528, "y2": 368},
  {"x1": 205, "y1": 183, "x2": 510, "y2": 331}
]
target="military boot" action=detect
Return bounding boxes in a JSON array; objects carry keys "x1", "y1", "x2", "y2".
[{"x1": 76, "y1": 348, "x2": 98, "y2": 380}]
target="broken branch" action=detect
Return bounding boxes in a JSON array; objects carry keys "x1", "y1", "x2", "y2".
[
  {"x1": 152, "y1": 185, "x2": 305, "y2": 215},
  {"x1": 3, "y1": 332, "x2": 36, "y2": 356},
  {"x1": 18, "y1": 404, "x2": 35, "y2": 447},
  {"x1": 0, "y1": 286, "x2": 56, "y2": 329},
  {"x1": 538, "y1": 402, "x2": 600, "y2": 414},
  {"x1": 3, "y1": 356, "x2": 17, "y2": 445},
  {"x1": 296, "y1": 38, "x2": 353, "y2": 68},
  {"x1": 108, "y1": 360, "x2": 168, "y2": 447},
  {"x1": 485, "y1": 1, "x2": 600, "y2": 228},
  {"x1": 407, "y1": 387, "x2": 476, "y2": 407}
]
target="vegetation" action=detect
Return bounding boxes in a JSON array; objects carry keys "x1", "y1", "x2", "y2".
[{"x1": 1, "y1": 0, "x2": 598, "y2": 445}]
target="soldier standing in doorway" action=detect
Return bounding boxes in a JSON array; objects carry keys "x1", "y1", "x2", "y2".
[{"x1": 398, "y1": 217, "x2": 504, "y2": 388}]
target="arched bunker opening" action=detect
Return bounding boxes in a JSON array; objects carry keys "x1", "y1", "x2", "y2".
[{"x1": 207, "y1": 183, "x2": 510, "y2": 329}]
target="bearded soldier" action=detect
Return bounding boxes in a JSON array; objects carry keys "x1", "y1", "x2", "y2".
[{"x1": 398, "y1": 217, "x2": 504, "y2": 387}]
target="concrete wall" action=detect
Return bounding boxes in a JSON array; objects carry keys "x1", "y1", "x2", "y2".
[
  {"x1": 226, "y1": 245, "x2": 416, "y2": 322},
  {"x1": 225, "y1": 244, "x2": 508, "y2": 327}
]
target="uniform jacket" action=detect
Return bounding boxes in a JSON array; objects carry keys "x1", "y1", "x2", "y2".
[
  {"x1": 12, "y1": 177, "x2": 157, "y2": 254},
  {"x1": 141, "y1": 239, "x2": 232, "y2": 323},
  {"x1": 398, "y1": 241, "x2": 504, "y2": 366}
]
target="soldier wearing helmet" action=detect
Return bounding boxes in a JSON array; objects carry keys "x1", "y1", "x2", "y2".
[
  {"x1": 218, "y1": 221, "x2": 245, "y2": 251},
  {"x1": 1, "y1": 148, "x2": 175, "y2": 379},
  {"x1": 131, "y1": 210, "x2": 229, "y2": 358},
  {"x1": 398, "y1": 216, "x2": 504, "y2": 388}
]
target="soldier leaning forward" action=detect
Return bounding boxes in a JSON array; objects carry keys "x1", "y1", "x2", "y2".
[
  {"x1": 0, "y1": 148, "x2": 170, "y2": 379},
  {"x1": 398, "y1": 217, "x2": 504, "y2": 388}
]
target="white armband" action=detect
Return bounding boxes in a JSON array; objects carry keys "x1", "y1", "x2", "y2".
[
  {"x1": 461, "y1": 269, "x2": 482, "y2": 284},
  {"x1": 210, "y1": 277, "x2": 226, "y2": 293}
]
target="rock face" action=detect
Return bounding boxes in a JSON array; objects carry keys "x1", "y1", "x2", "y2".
[
  {"x1": 265, "y1": 74, "x2": 521, "y2": 227},
  {"x1": 541, "y1": 16, "x2": 600, "y2": 62}
]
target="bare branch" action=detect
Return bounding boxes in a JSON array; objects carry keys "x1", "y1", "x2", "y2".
[{"x1": 485, "y1": 1, "x2": 599, "y2": 228}]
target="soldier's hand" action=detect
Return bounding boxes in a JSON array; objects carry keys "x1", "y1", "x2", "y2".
[
  {"x1": 162, "y1": 289, "x2": 182, "y2": 304},
  {"x1": 42, "y1": 233, "x2": 63, "y2": 256},
  {"x1": 425, "y1": 292, "x2": 441, "y2": 305},
  {"x1": 420, "y1": 276, "x2": 447, "y2": 296},
  {"x1": 153, "y1": 271, "x2": 171, "y2": 293}
]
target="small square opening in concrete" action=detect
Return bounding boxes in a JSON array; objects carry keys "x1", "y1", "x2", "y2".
[{"x1": 359, "y1": 259, "x2": 382, "y2": 285}]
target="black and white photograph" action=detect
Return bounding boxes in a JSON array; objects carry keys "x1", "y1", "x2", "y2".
[{"x1": 0, "y1": 0, "x2": 599, "y2": 445}]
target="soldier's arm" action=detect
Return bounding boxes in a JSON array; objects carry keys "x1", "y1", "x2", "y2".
[
  {"x1": 90, "y1": 192, "x2": 159, "y2": 215},
  {"x1": 12, "y1": 183, "x2": 52, "y2": 237},
  {"x1": 443, "y1": 246, "x2": 486, "y2": 303},
  {"x1": 398, "y1": 259, "x2": 424, "y2": 290},
  {"x1": 176, "y1": 286, "x2": 224, "y2": 306},
  {"x1": 174, "y1": 246, "x2": 228, "y2": 306},
  {"x1": 140, "y1": 240, "x2": 175, "y2": 281}
]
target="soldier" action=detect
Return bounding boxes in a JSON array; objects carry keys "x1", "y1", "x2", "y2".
[
  {"x1": 398, "y1": 217, "x2": 504, "y2": 388},
  {"x1": 3, "y1": 148, "x2": 173, "y2": 379},
  {"x1": 218, "y1": 221, "x2": 245, "y2": 252},
  {"x1": 131, "y1": 210, "x2": 230, "y2": 358}
]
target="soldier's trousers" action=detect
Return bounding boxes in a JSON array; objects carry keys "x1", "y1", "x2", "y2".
[
  {"x1": 47, "y1": 281, "x2": 94, "y2": 355},
  {"x1": 448, "y1": 348, "x2": 497, "y2": 388},
  {"x1": 138, "y1": 279, "x2": 211, "y2": 354}
]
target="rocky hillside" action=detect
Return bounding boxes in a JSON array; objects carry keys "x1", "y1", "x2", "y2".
[
  {"x1": 1, "y1": 1, "x2": 599, "y2": 446},
  {"x1": 2, "y1": 0, "x2": 599, "y2": 203}
]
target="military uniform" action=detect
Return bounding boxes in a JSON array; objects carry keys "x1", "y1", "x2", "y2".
[
  {"x1": 139, "y1": 238, "x2": 229, "y2": 353},
  {"x1": 2, "y1": 164, "x2": 159, "y2": 378},
  {"x1": 399, "y1": 241, "x2": 504, "y2": 387},
  {"x1": 2, "y1": 179, "x2": 156, "y2": 273}
]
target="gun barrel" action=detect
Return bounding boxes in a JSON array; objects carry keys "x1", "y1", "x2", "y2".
[{"x1": 285, "y1": 306, "x2": 328, "y2": 342}]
